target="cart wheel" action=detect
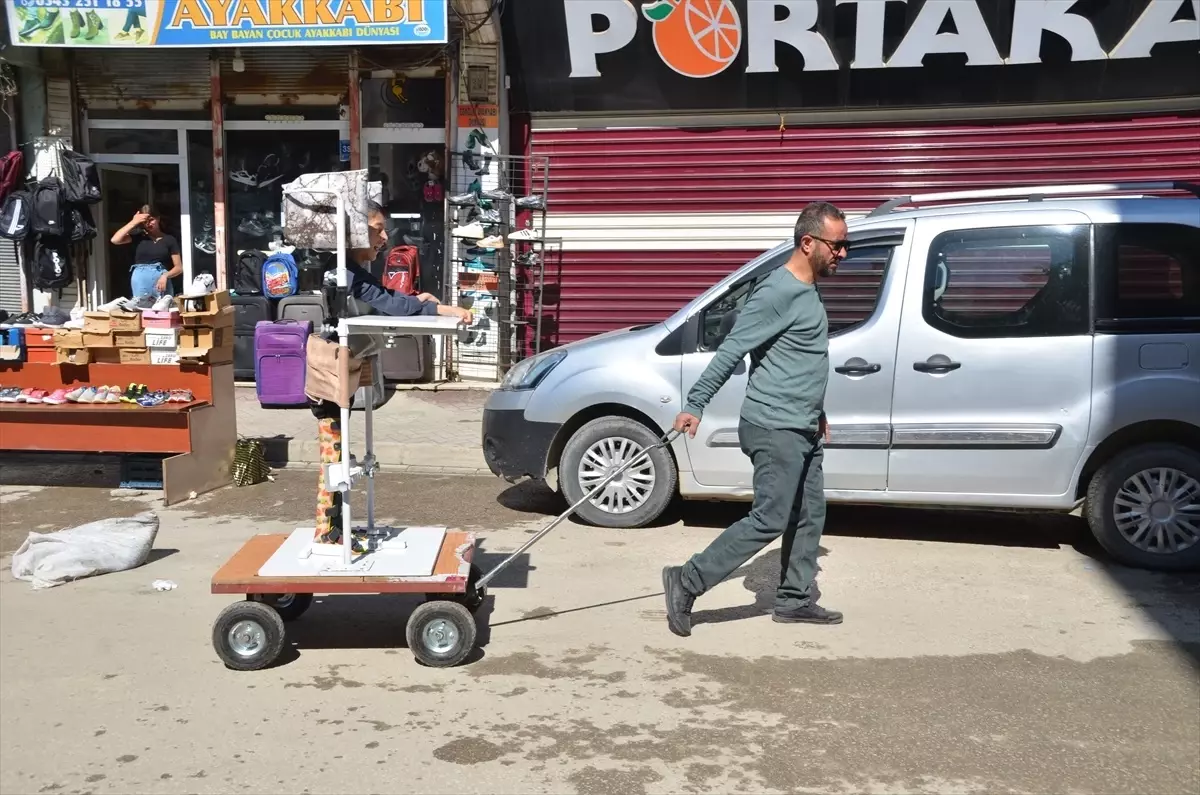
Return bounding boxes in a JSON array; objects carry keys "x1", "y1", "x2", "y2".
[
  {"x1": 212, "y1": 601, "x2": 286, "y2": 672},
  {"x1": 406, "y1": 601, "x2": 477, "y2": 668},
  {"x1": 427, "y1": 564, "x2": 486, "y2": 613},
  {"x1": 248, "y1": 592, "x2": 313, "y2": 622}
]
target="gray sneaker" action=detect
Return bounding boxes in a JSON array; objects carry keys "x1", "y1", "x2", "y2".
[
  {"x1": 772, "y1": 604, "x2": 843, "y2": 625},
  {"x1": 448, "y1": 192, "x2": 478, "y2": 207},
  {"x1": 661, "y1": 566, "x2": 695, "y2": 637},
  {"x1": 516, "y1": 194, "x2": 546, "y2": 210}
]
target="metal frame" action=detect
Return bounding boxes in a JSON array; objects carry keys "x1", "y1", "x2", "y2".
[
  {"x1": 867, "y1": 181, "x2": 1200, "y2": 217},
  {"x1": 92, "y1": 163, "x2": 154, "y2": 307}
]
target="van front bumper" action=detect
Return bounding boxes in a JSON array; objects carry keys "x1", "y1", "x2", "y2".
[{"x1": 481, "y1": 406, "x2": 560, "y2": 482}]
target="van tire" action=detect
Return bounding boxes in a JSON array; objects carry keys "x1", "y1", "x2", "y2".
[
  {"x1": 1085, "y1": 443, "x2": 1200, "y2": 571},
  {"x1": 560, "y1": 417, "x2": 677, "y2": 528}
]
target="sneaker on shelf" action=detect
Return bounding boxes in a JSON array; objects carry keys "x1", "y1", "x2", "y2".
[
  {"x1": 508, "y1": 228, "x2": 543, "y2": 241},
  {"x1": 516, "y1": 251, "x2": 543, "y2": 267},
  {"x1": 475, "y1": 235, "x2": 505, "y2": 248},
  {"x1": 0, "y1": 387, "x2": 21, "y2": 402},
  {"x1": 152, "y1": 295, "x2": 175, "y2": 311},
  {"x1": 463, "y1": 258, "x2": 494, "y2": 273},
  {"x1": 452, "y1": 221, "x2": 486, "y2": 239},
  {"x1": 120, "y1": 383, "x2": 140, "y2": 404},
  {"x1": 237, "y1": 214, "x2": 269, "y2": 237},
  {"x1": 481, "y1": 188, "x2": 513, "y2": 202},
  {"x1": 516, "y1": 194, "x2": 547, "y2": 210},
  {"x1": 185, "y1": 273, "x2": 216, "y2": 297},
  {"x1": 27, "y1": 389, "x2": 48, "y2": 403},
  {"x1": 16, "y1": 388, "x2": 36, "y2": 403},
  {"x1": 10, "y1": 312, "x2": 41, "y2": 326},
  {"x1": 230, "y1": 169, "x2": 258, "y2": 188},
  {"x1": 168, "y1": 389, "x2": 194, "y2": 403},
  {"x1": 466, "y1": 246, "x2": 496, "y2": 257},
  {"x1": 75, "y1": 386, "x2": 98, "y2": 403},
  {"x1": 42, "y1": 388, "x2": 69, "y2": 405},
  {"x1": 39, "y1": 307, "x2": 70, "y2": 326},
  {"x1": 133, "y1": 295, "x2": 157, "y2": 309},
  {"x1": 447, "y1": 192, "x2": 479, "y2": 207},
  {"x1": 97, "y1": 297, "x2": 139, "y2": 313},
  {"x1": 473, "y1": 208, "x2": 503, "y2": 225},
  {"x1": 137, "y1": 390, "x2": 168, "y2": 407},
  {"x1": 194, "y1": 233, "x2": 217, "y2": 255},
  {"x1": 64, "y1": 385, "x2": 87, "y2": 402},
  {"x1": 102, "y1": 386, "x2": 122, "y2": 404}
]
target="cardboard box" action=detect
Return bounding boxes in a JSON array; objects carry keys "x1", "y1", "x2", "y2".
[
  {"x1": 83, "y1": 312, "x2": 111, "y2": 334},
  {"x1": 178, "y1": 326, "x2": 233, "y2": 364},
  {"x1": 23, "y1": 327, "x2": 56, "y2": 348},
  {"x1": 53, "y1": 328, "x2": 84, "y2": 348},
  {"x1": 149, "y1": 349, "x2": 181, "y2": 366},
  {"x1": 0, "y1": 345, "x2": 22, "y2": 362},
  {"x1": 180, "y1": 290, "x2": 232, "y2": 323},
  {"x1": 89, "y1": 348, "x2": 122, "y2": 364},
  {"x1": 118, "y1": 347, "x2": 151, "y2": 365},
  {"x1": 144, "y1": 328, "x2": 180, "y2": 349},
  {"x1": 83, "y1": 331, "x2": 115, "y2": 348},
  {"x1": 182, "y1": 304, "x2": 234, "y2": 329},
  {"x1": 54, "y1": 347, "x2": 91, "y2": 365},
  {"x1": 109, "y1": 308, "x2": 142, "y2": 332},
  {"x1": 143, "y1": 309, "x2": 181, "y2": 329},
  {"x1": 113, "y1": 330, "x2": 146, "y2": 348}
]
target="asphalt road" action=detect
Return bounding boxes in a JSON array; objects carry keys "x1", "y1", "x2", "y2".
[{"x1": 1, "y1": 470, "x2": 1197, "y2": 794}]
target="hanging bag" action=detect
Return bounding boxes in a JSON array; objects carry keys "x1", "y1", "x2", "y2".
[
  {"x1": 59, "y1": 150, "x2": 102, "y2": 204},
  {"x1": 0, "y1": 190, "x2": 32, "y2": 240},
  {"x1": 233, "y1": 249, "x2": 266, "y2": 295},
  {"x1": 31, "y1": 177, "x2": 65, "y2": 236},
  {"x1": 32, "y1": 235, "x2": 73, "y2": 290},
  {"x1": 0, "y1": 151, "x2": 25, "y2": 202}
]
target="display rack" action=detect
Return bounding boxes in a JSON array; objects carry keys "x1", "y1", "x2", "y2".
[{"x1": 444, "y1": 152, "x2": 551, "y2": 380}]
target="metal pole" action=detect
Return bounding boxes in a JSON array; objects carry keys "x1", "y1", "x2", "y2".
[
  {"x1": 364, "y1": 358, "x2": 375, "y2": 533},
  {"x1": 335, "y1": 195, "x2": 352, "y2": 567}
]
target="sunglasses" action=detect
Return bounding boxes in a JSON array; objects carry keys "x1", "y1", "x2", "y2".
[{"x1": 810, "y1": 235, "x2": 850, "y2": 253}]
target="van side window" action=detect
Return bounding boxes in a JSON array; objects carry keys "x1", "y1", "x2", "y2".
[
  {"x1": 700, "y1": 277, "x2": 758, "y2": 350},
  {"x1": 923, "y1": 225, "x2": 1090, "y2": 338},
  {"x1": 1095, "y1": 223, "x2": 1200, "y2": 328},
  {"x1": 823, "y1": 245, "x2": 894, "y2": 334}
]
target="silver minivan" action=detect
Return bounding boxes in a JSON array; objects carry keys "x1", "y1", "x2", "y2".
[{"x1": 482, "y1": 183, "x2": 1200, "y2": 571}]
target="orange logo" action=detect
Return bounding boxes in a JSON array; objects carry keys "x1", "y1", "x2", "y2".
[{"x1": 641, "y1": 0, "x2": 742, "y2": 79}]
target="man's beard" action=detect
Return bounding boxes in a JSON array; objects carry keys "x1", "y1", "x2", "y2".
[{"x1": 815, "y1": 254, "x2": 836, "y2": 278}]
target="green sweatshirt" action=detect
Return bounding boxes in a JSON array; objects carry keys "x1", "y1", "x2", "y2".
[{"x1": 684, "y1": 266, "x2": 829, "y2": 432}]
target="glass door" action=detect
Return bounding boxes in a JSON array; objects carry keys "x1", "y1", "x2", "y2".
[{"x1": 97, "y1": 165, "x2": 153, "y2": 302}]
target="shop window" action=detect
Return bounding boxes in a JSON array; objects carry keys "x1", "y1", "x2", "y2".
[
  {"x1": 89, "y1": 128, "x2": 178, "y2": 155},
  {"x1": 187, "y1": 130, "x2": 215, "y2": 278},
  {"x1": 365, "y1": 142, "x2": 447, "y2": 298},
  {"x1": 923, "y1": 225, "x2": 1090, "y2": 338},
  {"x1": 361, "y1": 77, "x2": 446, "y2": 130},
  {"x1": 1096, "y1": 223, "x2": 1200, "y2": 324}
]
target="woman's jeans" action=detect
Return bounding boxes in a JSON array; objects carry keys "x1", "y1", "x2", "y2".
[
  {"x1": 122, "y1": 9, "x2": 144, "y2": 32},
  {"x1": 130, "y1": 263, "x2": 172, "y2": 299}
]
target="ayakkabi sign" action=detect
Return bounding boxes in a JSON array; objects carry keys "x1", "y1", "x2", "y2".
[
  {"x1": 566, "y1": 0, "x2": 1200, "y2": 78},
  {"x1": 7, "y1": 0, "x2": 447, "y2": 47}
]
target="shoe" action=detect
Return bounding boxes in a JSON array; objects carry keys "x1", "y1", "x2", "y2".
[
  {"x1": 27, "y1": 389, "x2": 48, "y2": 404},
  {"x1": 475, "y1": 235, "x2": 504, "y2": 248},
  {"x1": 230, "y1": 169, "x2": 258, "y2": 188},
  {"x1": 120, "y1": 383, "x2": 146, "y2": 404},
  {"x1": 97, "y1": 298, "x2": 138, "y2": 313},
  {"x1": 481, "y1": 188, "x2": 513, "y2": 201},
  {"x1": 516, "y1": 194, "x2": 547, "y2": 211},
  {"x1": 102, "y1": 386, "x2": 122, "y2": 404},
  {"x1": 168, "y1": 389, "x2": 194, "y2": 403},
  {"x1": 16, "y1": 388, "x2": 36, "y2": 403},
  {"x1": 508, "y1": 228, "x2": 543, "y2": 241},
  {"x1": 137, "y1": 391, "x2": 168, "y2": 407},
  {"x1": 237, "y1": 214, "x2": 269, "y2": 237},
  {"x1": 64, "y1": 385, "x2": 86, "y2": 402},
  {"x1": 72, "y1": 386, "x2": 96, "y2": 403},
  {"x1": 516, "y1": 251, "x2": 542, "y2": 267},
  {"x1": 84, "y1": 10, "x2": 101, "y2": 39},
  {"x1": 661, "y1": 566, "x2": 695, "y2": 638},
  {"x1": 472, "y1": 208, "x2": 502, "y2": 225},
  {"x1": 133, "y1": 295, "x2": 157, "y2": 309},
  {"x1": 462, "y1": 258, "x2": 494, "y2": 273},
  {"x1": 772, "y1": 604, "x2": 843, "y2": 625},
  {"x1": 43, "y1": 388, "x2": 69, "y2": 405},
  {"x1": 185, "y1": 273, "x2": 216, "y2": 296},
  {"x1": 68, "y1": 9, "x2": 82, "y2": 38},
  {"x1": 113, "y1": 30, "x2": 131, "y2": 40},
  {"x1": 0, "y1": 387, "x2": 21, "y2": 403},
  {"x1": 10, "y1": 312, "x2": 41, "y2": 326},
  {"x1": 151, "y1": 295, "x2": 175, "y2": 311},
  {"x1": 452, "y1": 222, "x2": 486, "y2": 239},
  {"x1": 466, "y1": 246, "x2": 496, "y2": 257},
  {"x1": 447, "y1": 192, "x2": 479, "y2": 207}
]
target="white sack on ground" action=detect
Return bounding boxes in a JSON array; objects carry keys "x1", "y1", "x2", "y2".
[
  {"x1": 10, "y1": 512, "x2": 159, "y2": 589},
  {"x1": 282, "y1": 169, "x2": 369, "y2": 250}
]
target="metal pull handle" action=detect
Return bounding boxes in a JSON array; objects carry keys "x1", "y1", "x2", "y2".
[
  {"x1": 834, "y1": 363, "x2": 881, "y2": 375},
  {"x1": 913, "y1": 357, "x2": 961, "y2": 374}
]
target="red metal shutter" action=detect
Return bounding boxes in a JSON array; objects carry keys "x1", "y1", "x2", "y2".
[{"x1": 528, "y1": 112, "x2": 1200, "y2": 349}]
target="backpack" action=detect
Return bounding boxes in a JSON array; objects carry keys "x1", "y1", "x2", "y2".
[
  {"x1": 59, "y1": 150, "x2": 101, "y2": 204},
  {"x1": 0, "y1": 151, "x2": 24, "y2": 202},
  {"x1": 67, "y1": 203, "x2": 96, "y2": 243},
  {"x1": 383, "y1": 245, "x2": 420, "y2": 295},
  {"x1": 233, "y1": 249, "x2": 267, "y2": 295},
  {"x1": 32, "y1": 235, "x2": 73, "y2": 289},
  {"x1": 31, "y1": 177, "x2": 64, "y2": 236},
  {"x1": 261, "y1": 251, "x2": 298, "y2": 298},
  {"x1": 0, "y1": 190, "x2": 32, "y2": 240}
]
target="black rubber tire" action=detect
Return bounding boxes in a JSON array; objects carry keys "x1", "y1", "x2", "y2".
[
  {"x1": 248, "y1": 593, "x2": 314, "y2": 622},
  {"x1": 426, "y1": 563, "x2": 486, "y2": 613},
  {"x1": 559, "y1": 416, "x2": 677, "y2": 528},
  {"x1": 1085, "y1": 443, "x2": 1200, "y2": 571},
  {"x1": 212, "y1": 601, "x2": 287, "y2": 671},
  {"x1": 406, "y1": 601, "x2": 477, "y2": 668}
]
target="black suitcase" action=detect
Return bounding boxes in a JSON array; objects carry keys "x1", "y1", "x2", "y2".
[
  {"x1": 233, "y1": 295, "x2": 273, "y2": 381},
  {"x1": 276, "y1": 293, "x2": 326, "y2": 328},
  {"x1": 378, "y1": 335, "x2": 432, "y2": 382}
]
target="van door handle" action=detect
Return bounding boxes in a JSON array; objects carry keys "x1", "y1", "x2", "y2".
[
  {"x1": 834, "y1": 360, "x2": 881, "y2": 375},
  {"x1": 913, "y1": 355, "x2": 961, "y2": 374}
]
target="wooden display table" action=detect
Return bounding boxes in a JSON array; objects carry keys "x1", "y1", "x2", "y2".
[{"x1": 0, "y1": 361, "x2": 237, "y2": 504}]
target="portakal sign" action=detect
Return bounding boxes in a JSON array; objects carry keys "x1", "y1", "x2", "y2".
[{"x1": 7, "y1": 0, "x2": 447, "y2": 47}]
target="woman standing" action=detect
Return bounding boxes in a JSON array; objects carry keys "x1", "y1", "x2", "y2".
[{"x1": 111, "y1": 206, "x2": 183, "y2": 300}]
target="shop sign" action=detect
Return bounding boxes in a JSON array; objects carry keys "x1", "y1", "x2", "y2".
[
  {"x1": 503, "y1": 0, "x2": 1200, "y2": 113},
  {"x1": 565, "y1": 0, "x2": 1199, "y2": 78},
  {"x1": 7, "y1": 0, "x2": 447, "y2": 48}
]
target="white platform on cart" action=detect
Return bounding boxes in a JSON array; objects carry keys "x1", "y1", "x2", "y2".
[{"x1": 256, "y1": 526, "x2": 447, "y2": 577}]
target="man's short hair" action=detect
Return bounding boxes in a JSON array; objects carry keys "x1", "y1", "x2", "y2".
[
  {"x1": 793, "y1": 202, "x2": 846, "y2": 247},
  {"x1": 367, "y1": 200, "x2": 385, "y2": 216}
]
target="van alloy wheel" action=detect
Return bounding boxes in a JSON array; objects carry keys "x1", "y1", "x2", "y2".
[
  {"x1": 577, "y1": 436, "x2": 656, "y2": 515},
  {"x1": 1112, "y1": 467, "x2": 1200, "y2": 554}
]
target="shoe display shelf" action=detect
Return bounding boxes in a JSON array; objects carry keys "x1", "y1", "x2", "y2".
[
  {"x1": 0, "y1": 297, "x2": 238, "y2": 505},
  {"x1": 445, "y1": 152, "x2": 550, "y2": 380}
]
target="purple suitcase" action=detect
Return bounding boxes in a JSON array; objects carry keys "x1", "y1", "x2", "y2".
[{"x1": 254, "y1": 319, "x2": 312, "y2": 407}]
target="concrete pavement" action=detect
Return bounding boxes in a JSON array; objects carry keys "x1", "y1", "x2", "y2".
[
  {"x1": 235, "y1": 386, "x2": 490, "y2": 473},
  {"x1": 1, "y1": 472, "x2": 1198, "y2": 795}
]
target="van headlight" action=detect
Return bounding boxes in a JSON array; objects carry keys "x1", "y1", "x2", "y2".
[{"x1": 501, "y1": 351, "x2": 566, "y2": 391}]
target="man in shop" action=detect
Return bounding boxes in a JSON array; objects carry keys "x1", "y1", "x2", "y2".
[
  {"x1": 312, "y1": 201, "x2": 472, "y2": 547},
  {"x1": 661, "y1": 202, "x2": 849, "y2": 637},
  {"x1": 110, "y1": 206, "x2": 183, "y2": 301}
]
